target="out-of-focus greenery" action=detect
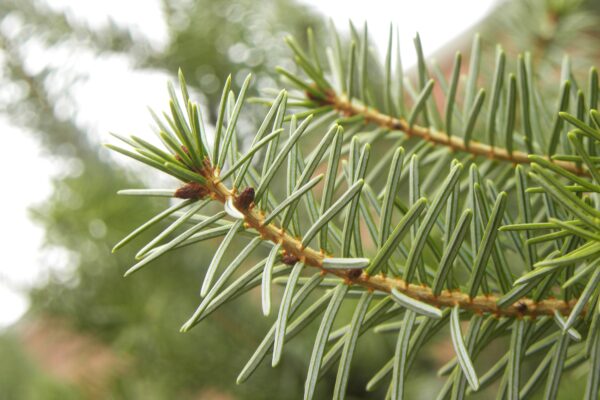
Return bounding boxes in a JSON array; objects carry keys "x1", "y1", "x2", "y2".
[
  {"x1": 0, "y1": 0, "x2": 598, "y2": 398},
  {"x1": 484, "y1": 0, "x2": 600, "y2": 75},
  {"x1": 153, "y1": 0, "x2": 325, "y2": 110},
  {"x1": 0, "y1": 333, "x2": 80, "y2": 399}
]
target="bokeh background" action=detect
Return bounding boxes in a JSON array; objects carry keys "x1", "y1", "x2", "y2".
[{"x1": 0, "y1": 0, "x2": 599, "y2": 398}]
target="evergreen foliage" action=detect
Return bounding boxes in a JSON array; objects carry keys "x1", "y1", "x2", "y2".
[{"x1": 106, "y1": 11, "x2": 599, "y2": 400}]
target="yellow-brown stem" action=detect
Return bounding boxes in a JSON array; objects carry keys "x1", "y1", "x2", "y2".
[
  {"x1": 322, "y1": 94, "x2": 588, "y2": 177},
  {"x1": 197, "y1": 175, "x2": 581, "y2": 319}
]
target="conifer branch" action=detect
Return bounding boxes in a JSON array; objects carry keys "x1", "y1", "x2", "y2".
[
  {"x1": 316, "y1": 92, "x2": 588, "y2": 177},
  {"x1": 107, "y1": 34, "x2": 600, "y2": 395},
  {"x1": 176, "y1": 171, "x2": 581, "y2": 319},
  {"x1": 276, "y1": 26, "x2": 599, "y2": 182}
]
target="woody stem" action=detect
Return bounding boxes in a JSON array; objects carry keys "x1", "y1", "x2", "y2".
[
  {"x1": 196, "y1": 174, "x2": 581, "y2": 319},
  {"x1": 318, "y1": 93, "x2": 587, "y2": 177}
]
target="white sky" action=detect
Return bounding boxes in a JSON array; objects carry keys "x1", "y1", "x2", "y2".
[{"x1": 0, "y1": 0, "x2": 497, "y2": 327}]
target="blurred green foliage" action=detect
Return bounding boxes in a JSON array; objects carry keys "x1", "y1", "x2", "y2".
[
  {"x1": 484, "y1": 0, "x2": 600, "y2": 75},
  {"x1": 154, "y1": 0, "x2": 325, "y2": 110},
  {"x1": 0, "y1": 333, "x2": 80, "y2": 399}
]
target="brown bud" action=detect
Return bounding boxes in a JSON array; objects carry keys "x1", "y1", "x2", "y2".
[
  {"x1": 281, "y1": 252, "x2": 299, "y2": 266},
  {"x1": 174, "y1": 146, "x2": 190, "y2": 162},
  {"x1": 234, "y1": 187, "x2": 255, "y2": 210},
  {"x1": 515, "y1": 301, "x2": 528, "y2": 315},
  {"x1": 305, "y1": 84, "x2": 335, "y2": 103},
  {"x1": 174, "y1": 182, "x2": 208, "y2": 200},
  {"x1": 345, "y1": 269, "x2": 363, "y2": 280}
]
